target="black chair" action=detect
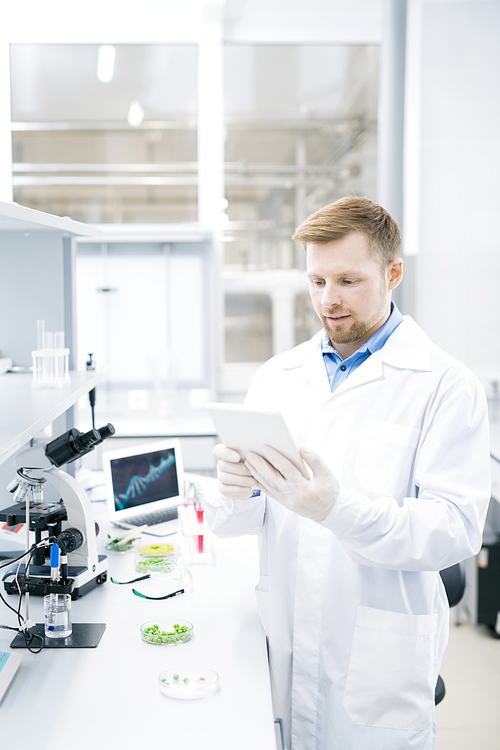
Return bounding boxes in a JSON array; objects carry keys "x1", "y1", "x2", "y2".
[{"x1": 435, "y1": 562, "x2": 466, "y2": 705}]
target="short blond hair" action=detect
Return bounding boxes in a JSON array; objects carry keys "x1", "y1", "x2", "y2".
[{"x1": 292, "y1": 196, "x2": 401, "y2": 267}]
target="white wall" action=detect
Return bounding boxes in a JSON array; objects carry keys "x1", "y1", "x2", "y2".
[{"x1": 405, "y1": 0, "x2": 500, "y2": 392}]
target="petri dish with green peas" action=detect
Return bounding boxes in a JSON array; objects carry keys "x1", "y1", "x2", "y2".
[{"x1": 140, "y1": 619, "x2": 193, "y2": 646}]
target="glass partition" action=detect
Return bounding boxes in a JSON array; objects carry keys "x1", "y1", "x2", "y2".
[
  {"x1": 222, "y1": 44, "x2": 379, "y2": 366},
  {"x1": 10, "y1": 44, "x2": 198, "y2": 223}
]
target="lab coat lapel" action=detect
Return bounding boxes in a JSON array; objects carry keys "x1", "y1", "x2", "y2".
[
  {"x1": 301, "y1": 349, "x2": 332, "y2": 400},
  {"x1": 324, "y1": 317, "x2": 433, "y2": 400},
  {"x1": 330, "y1": 354, "x2": 384, "y2": 398},
  {"x1": 289, "y1": 331, "x2": 382, "y2": 401},
  {"x1": 288, "y1": 317, "x2": 432, "y2": 404}
]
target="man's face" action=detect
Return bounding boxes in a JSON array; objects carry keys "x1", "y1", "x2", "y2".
[{"x1": 306, "y1": 232, "x2": 403, "y2": 359}]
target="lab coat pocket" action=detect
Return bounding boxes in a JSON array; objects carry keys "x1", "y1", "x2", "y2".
[
  {"x1": 255, "y1": 574, "x2": 270, "y2": 638},
  {"x1": 343, "y1": 606, "x2": 438, "y2": 730},
  {"x1": 354, "y1": 419, "x2": 421, "y2": 497}
]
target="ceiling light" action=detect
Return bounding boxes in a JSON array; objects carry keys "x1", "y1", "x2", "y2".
[
  {"x1": 128, "y1": 101, "x2": 145, "y2": 127},
  {"x1": 97, "y1": 45, "x2": 116, "y2": 83}
]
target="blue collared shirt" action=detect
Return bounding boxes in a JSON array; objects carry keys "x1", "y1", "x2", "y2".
[{"x1": 321, "y1": 302, "x2": 404, "y2": 393}]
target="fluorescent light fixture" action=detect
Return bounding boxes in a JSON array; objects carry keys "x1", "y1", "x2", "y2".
[
  {"x1": 127, "y1": 100, "x2": 145, "y2": 127},
  {"x1": 97, "y1": 45, "x2": 116, "y2": 83}
]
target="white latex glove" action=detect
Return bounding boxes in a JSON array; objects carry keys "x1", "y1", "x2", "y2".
[
  {"x1": 244, "y1": 444, "x2": 340, "y2": 523},
  {"x1": 213, "y1": 443, "x2": 263, "y2": 502}
]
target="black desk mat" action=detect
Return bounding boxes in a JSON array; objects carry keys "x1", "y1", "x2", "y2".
[{"x1": 10, "y1": 622, "x2": 106, "y2": 648}]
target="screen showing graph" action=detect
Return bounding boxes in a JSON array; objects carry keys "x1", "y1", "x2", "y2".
[{"x1": 110, "y1": 447, "x2": 179, "y2": 512}]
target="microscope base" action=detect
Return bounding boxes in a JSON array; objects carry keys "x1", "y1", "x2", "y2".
[{"x1": 2, "y1": 555, "x2": 108, "y2": 599}]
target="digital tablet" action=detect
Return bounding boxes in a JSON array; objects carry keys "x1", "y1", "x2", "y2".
[{"x1": 207, "y1": 402, "x2": 309, "y2": 478}]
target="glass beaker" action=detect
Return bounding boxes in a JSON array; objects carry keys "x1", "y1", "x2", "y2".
[{"x1": 44, "y1": 593, "x2": 72, "y2": 639}]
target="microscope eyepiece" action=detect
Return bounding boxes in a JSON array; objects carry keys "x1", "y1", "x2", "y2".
[
  {"x1": 78, "y1": 428, "x2": 101, "y2": 449},
  {"x1": 45, "y1": 423, "x2": 116, "y2": 467},
  {"x1": 96, "y1": 423, "x2": 115, "y2": 441}
]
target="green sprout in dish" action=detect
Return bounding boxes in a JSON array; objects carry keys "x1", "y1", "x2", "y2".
[
  {"x1": 106, "y1": 533, "x2": 139, "y2": 552},
  {"x1": 136, "y1": 557, "x2": 174, "y2": 572}
]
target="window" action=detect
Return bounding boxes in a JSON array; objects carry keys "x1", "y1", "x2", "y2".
[{"x1": 10, "y1": 44, "x2": 198, "y2": 223}]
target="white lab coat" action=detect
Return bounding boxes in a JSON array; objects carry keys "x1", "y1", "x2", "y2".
[{"x1": 205, "y1": 316, "x2": 491, "y2": 750}]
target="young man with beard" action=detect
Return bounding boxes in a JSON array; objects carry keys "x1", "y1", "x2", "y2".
[{"x1": 206, "y1": 196, "x2": 490, "y2": 750}]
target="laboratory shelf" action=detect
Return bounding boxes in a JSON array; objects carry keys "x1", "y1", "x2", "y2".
[
  {"x1": 0, "y1": 370, "x2": 100, "y2": 466},
  {"x1": 0, "y1": 199, "x2": 96, "y2": 235},
  {"x1": 101, "y1": 415, "x2": 217, "y2": 438}
]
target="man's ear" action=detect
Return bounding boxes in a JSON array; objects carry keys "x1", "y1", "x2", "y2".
[{"x1": 388, "y1": 258, "x2": 403, "y2": 290}]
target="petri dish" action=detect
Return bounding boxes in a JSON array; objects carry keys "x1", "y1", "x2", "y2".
[
  {"x1": 105, "y1": 535, "x2": 141, "y2": 554},
  {"x1": 140, "y1": 619, "x2": 193, "y2": 646},
  {"x1": 137, "y1": 542, "x2": 178, "y2": 558},
  {"x1": 158, "y1": 668, "x2": 220, "y2": 699},
  {"x1": 135, "y1": 556, "x2": 178, "y2": 573},
  {"x1": 105, "y1": 541, "x2": 137, "y2": 554}
]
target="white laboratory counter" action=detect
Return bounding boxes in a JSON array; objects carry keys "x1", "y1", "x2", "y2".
[{"x1": 0, "y1": 500, "x2": 277, "y2": 750}]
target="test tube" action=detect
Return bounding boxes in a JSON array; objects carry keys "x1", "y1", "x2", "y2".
[
  {"x1": 54, "y1": 331, "x2": 65, "y2": 350},
  {"x1": 194, "y1": 484, "x2": 204, "y2": 554},
  {"x1": 37, "y1": 320, "x2": 45, "y2": 350}
]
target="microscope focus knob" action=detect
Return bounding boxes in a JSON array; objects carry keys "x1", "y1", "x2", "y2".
[{"x1": 58, "y1": 527, "x2": 84, "y2": 553}]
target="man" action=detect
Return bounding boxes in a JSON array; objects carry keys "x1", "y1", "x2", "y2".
[{"x1": 205, "y1": 197, "x2": 490, "y2": 750}]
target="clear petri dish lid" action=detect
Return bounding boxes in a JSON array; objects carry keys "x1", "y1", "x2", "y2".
[
  {"x1": 158, "y1": 668, "x2": 220, "y2": 699},
  {"x1": 140, "y1": 619, "x2": 193, "y2": 646}
]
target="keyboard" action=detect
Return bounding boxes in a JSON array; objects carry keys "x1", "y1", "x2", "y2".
[{"x1": 120, "y1": 506, "x2": 179, "y2": 527}]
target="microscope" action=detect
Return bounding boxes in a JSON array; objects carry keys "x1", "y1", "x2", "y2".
[{"x1": 1, "y1": 424, "x2": 115, "y2": 600}]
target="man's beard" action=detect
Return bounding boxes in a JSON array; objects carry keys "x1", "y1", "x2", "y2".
[
  {"x1": 321, "y1": 298, "x2": 387, "y2": 347},
  {"x1": 321, "y1": 313, "x2": 375, "y2": 345}
]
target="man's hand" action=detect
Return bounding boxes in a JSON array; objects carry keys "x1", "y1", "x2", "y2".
[
  {"x1": 244, "y1": 445, "x2": 339, "y2": 523},
  {"x1": 213, "y1": 443, "x2": 262, "y2": 501}
]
